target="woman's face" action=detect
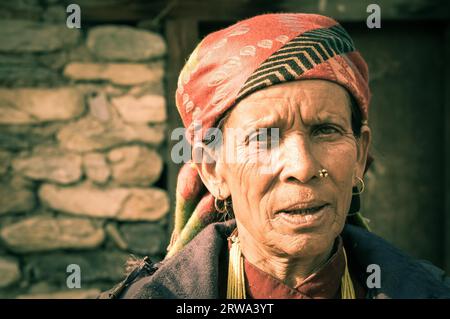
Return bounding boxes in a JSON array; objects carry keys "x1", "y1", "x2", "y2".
[{"x1": 213, "y1": 80, "x2": 371, "y2": 259}]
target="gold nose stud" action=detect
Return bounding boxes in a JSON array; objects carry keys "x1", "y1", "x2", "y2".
[{"x1": 319, "y1": 169, "x2": 329, "y2": 178}]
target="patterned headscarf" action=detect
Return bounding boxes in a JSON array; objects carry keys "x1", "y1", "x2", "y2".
[{"x1": 167, "y1": 13, "x2": 371, "y2": 258}]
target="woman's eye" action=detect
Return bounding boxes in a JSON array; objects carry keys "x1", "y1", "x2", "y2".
[
  {"x1": 312, "y1": 125, "x2": 341, "y2": 137},
  {"x1": 249, "y1": 132, "x2": 266, "y2": 142},
  {"x1": 247, "y1": 129, "x2": 272, "y2": 145}
]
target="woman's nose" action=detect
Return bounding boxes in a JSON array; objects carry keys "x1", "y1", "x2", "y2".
[{"x1": 279, "y1": 135, "x2": 319, "y2": 184}]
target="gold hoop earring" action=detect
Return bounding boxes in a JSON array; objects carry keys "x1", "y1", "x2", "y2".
[
  {"x1": 215, "y1": 197, "x2": 233, "y2": 221},
  {"x1": 352, "y1": 177, "x2": 365, "y2": 195},
  {"x1": 214, "y1": 188, "x2": 227, "y2": 214},
  {"x1": 214, "y1": 198, "x2": 227, "y2": 214}
]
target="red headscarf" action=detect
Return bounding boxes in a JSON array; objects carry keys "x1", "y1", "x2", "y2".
[{"x1": 167, "y1": 13, "x2": 371, "y2": 257}]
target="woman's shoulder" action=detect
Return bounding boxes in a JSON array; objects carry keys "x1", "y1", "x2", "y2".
[
  {"x1": 99, "y1": 221, "x2": 235, "y2": 299},
  {"x1": 97, "y1": 256, "x2": 159, "y2": 299},
  {"x1": 343, "y1": 224, "x2": 450, "y2": 298}
]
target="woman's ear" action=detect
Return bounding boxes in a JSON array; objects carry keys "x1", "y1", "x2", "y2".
[
  {"x1": 355, "y1": 125, "x2": 371, "y2": 179},
  {"x1": 191, "y1": 142, "x2": 231, "y2": 200}
]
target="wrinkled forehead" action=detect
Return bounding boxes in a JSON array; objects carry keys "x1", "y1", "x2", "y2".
[{"x1": 225, "y1": 80, "x2": 352, "y2": 129}]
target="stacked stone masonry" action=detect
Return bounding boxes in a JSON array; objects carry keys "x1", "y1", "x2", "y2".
[{"x1": 0, "y1": 3, "x2": 170, "y2": 299}]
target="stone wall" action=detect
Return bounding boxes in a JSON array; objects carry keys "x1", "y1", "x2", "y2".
[{"x1": 0, "y1": 3, "x2": 169, "y2": 298}]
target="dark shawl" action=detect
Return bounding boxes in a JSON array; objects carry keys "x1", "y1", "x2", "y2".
[{"x1": 101, "y1": 221, "x2": 450, "y2": 299}]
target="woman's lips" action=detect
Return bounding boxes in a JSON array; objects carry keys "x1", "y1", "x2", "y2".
[
  {"x1": 276, "y1": 204, "x2": 328, "y2": 215},
  {"x1": 274, "y1": 200, "x2": 329, "y2": 215},
  {"x1": 273, "y1": 203, "x2": 330, "y2": 229}
]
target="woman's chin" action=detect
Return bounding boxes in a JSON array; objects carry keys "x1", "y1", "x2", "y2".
[{"x1": 272, "y1": 235, "x2": 333, "y2": 258}]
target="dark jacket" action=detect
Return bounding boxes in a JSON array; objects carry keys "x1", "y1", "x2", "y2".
[{"x1": 101, "y1": 221, "x2": 450, "y2": 299}]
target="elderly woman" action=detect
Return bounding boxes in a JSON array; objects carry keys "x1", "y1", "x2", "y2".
[{"x1": 102, "y1": 13, "x2": 450, "y2": 299}]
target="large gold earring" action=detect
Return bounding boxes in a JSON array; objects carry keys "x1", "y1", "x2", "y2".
[
  {"x1": 215, "y1": 197, "x2": 227, "y2": 214},
  {"x1": 214, "y1": 189, "x2": 227, "y2": 214},
  {"x1": 352, "y1": 177, "x2": 365, "y2": 195},
  {"x1": 214, "y1": 190, "x2": 234, "y2": 221}
]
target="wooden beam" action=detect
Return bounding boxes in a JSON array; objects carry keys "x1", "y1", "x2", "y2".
[
  {"x1": 76, "y1": 0, "x2": 450, "y2": 23},
  {"x1": 164, "y1": 18, "x2": 200, "y2": 237},
  {"x1": 275, "y1": 0, "x2": 450, "y2": 22}
]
